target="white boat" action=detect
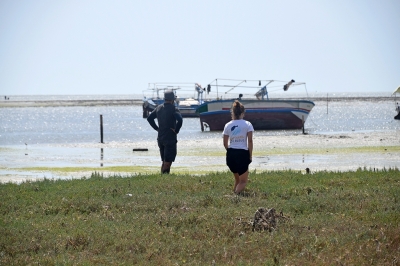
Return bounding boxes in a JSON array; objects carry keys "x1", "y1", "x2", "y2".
[
  {"x1": 195, "y1": 79, "x2": 315, "y2": 131},
  {"x1": 142, "y1": 83, "x2": 208, "y2": 118}
]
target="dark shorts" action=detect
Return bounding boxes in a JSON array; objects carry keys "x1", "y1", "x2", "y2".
[
  {"x1": 226, "y1": 148, "x2": 251, "y2": 175},
  {"x1": 158, "y1": 139, "x2": 177, "y2": 162}
]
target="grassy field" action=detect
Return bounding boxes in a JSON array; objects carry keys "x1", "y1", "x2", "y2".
[{"x1": 1, "y1": 168, "x2": 399, "y2": 265}]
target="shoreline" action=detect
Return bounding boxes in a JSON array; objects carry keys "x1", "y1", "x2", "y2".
[
  {"x1": 0, "y1": 96, "x2": 397, "y2": 108},
  {"x1": 0, "y1": 99, "x2": 143, "y2": 107},
  {"x1": 1, "y1": 130, "x2": 399, "y2": 183}
]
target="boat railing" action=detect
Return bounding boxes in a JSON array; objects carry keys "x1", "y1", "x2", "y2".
[
  {"x1": 143, "y1": 79, "x2": 311, "y2": 103},
  {"x1": 202, "y1": 79, "x2": 309, "y2": 101}
]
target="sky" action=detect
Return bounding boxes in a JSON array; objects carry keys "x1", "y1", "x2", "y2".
[{"x1": 0, "y1": 0, "x2": 399, "y2": 96}]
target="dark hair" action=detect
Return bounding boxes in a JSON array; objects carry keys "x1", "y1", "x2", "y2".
[{"x1": 231, "y1": 100, "x2": 245, "y2": 119}]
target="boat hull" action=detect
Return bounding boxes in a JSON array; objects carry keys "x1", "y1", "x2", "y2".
[
  {"x1": 177, "y1": 107, "x2": 200, "y2": 117},
  {"x1": 142, "y1": 100, "x2": 199, "y2": 118},
  {"x1": 198, "y1": 99, "x2": 315, "y2": 131}
]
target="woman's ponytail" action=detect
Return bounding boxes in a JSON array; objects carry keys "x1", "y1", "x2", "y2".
[{"x1": 231, "y1": 100, "x2": 245, "y2": 119}]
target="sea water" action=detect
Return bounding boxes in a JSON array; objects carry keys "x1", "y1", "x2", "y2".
[
  {"x1": 0, "y1": 94, "x2": 399, "y2": 183},
  {"x1": 0, "y1": 95, "x2": 399, "y2": 146}
]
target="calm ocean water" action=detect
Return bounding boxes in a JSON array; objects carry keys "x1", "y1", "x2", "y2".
[{"x1": 0, "y1": 93, "x2": 399, "y2": 146}]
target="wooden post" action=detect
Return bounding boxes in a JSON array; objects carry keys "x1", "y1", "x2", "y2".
[
  {"x1": 100, "y1": 148, "x2": 103, "y2": 167},
  {"x1": 100, "y1": 115, "x2": 104, "y2": 144}
]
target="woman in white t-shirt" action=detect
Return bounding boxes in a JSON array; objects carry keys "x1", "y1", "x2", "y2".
[{"x1": 223, "y1": 100, "x2": 254, "y2": 194}]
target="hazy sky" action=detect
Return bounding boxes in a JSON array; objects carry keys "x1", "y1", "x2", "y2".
[{"x1": 1, "y1": 0, "x2": 399, "y2": 96}]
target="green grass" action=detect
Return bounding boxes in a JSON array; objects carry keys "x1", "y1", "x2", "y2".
[
  {"x1": 260, "y1": 145, "x2": 400, "y2": 156},
  {"x1": 1, "y1": 168, "x2": 399, "y2": 265},
  {"x1": 15, "y1": 165, "x2": 223, "y2": 176},
  {"x1": 181, "y1": 145, "x2": 400, "y2": 157},
  {"x1": 18, "y1": 166, "x2": 158, "y2": 173}
]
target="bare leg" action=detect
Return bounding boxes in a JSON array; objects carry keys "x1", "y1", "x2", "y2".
[
  {"x1": 234, "y1": 170, "x2": 249, "y2": 194},
  {"x1": 161, "y1": 161, "x2": 172, "y2": 174},
  {"x1": 233, "y1": 173, "x2": 240, "y2": 192}
]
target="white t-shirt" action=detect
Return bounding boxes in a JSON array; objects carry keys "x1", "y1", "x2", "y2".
[{"x1": 222, "y1": 119, "x2": 254, "y2": 150}]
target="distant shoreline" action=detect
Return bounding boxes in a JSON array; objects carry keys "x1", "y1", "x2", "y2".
[
  {"x1": 0, "y1": 99, "x2": 144, "y2": 107},
  {"x1": 0, "y1": 96, "x2": 396, "y2": 107}
]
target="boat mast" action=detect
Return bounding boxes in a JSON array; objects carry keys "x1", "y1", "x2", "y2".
[{"x1": 216, "y1": 79, "x2": 218, "y2": 99}]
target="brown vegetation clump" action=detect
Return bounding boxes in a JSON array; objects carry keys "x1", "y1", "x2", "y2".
[{"x1": 252, "y1": 207, "x2": 288, "y2": 232}]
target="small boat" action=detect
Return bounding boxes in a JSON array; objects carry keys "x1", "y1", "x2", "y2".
[
  {"x1": 196, "y1": 79, "x2": 315, "y2": 131},
  {"x1": 142, "y1": 83, "x2": 208, "y2": 118}
]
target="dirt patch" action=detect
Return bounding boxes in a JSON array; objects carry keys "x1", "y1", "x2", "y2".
[{"x1": 252, "y1": 208, "x2": 289, "y2": 232}]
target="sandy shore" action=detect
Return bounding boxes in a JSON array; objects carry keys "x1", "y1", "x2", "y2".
[{"x1": 0, "y1": 130, "x2": 399, "y2": 183}]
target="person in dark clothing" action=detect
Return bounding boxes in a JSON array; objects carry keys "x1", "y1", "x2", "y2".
[
  {"x1": 147, "y1": 90, "x2": 183, "y2": 174},
  {"x1": 395, "y1": 102, "x2": 400, "y2": 120}
]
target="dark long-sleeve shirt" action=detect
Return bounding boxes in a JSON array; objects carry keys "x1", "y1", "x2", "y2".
[{"x1": 147, "y1": 102, "x2": 183, "y2": 141}]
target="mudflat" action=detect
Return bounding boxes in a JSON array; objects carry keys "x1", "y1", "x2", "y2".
[{"x1": 1, "y1": 130, "x2": 398, "y2": 183}]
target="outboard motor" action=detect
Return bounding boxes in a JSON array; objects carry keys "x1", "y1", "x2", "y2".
[{"x1": 283, "y1": 79, "x2": 295, "y2": 91}]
